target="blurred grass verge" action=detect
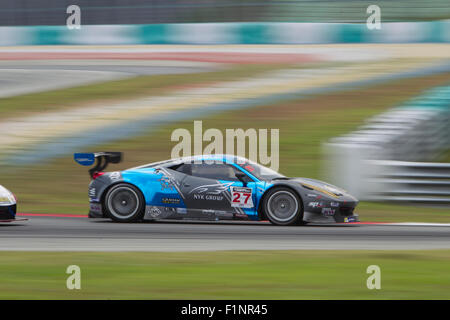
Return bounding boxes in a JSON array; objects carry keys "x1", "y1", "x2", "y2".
[
  {"x1": 2, "y1": 71, "x2": 450, "y2": 221},
  {"x1": 0, "y1": 63, "x2": 289, "y2": 120},
  {"x1": 0, "y1": 250, "x2": 448, "y2": 299},
  {"x1": 438, "y1": 149, "x2": 450, "y2": 162}
]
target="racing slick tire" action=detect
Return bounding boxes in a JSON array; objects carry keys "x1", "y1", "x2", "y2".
[
  {"x1": 104, "y1": 183, "x2": 145, "y2": 223},
  {"x1": 263, "y1": 187, "x2": 304, "y2": 226}
]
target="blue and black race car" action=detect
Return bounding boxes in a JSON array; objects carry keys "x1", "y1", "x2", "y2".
[{"x1": 75, "y1": 152, "x2": 359, "y2": 225}]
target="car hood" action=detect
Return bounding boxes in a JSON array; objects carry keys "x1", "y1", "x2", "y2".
[{"x1": 287, "y1": 178, "x2": 352, "y2": 198}]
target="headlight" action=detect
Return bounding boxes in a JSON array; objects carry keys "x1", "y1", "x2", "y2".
[{"x1": 0, "y1": 185, "x2": 16, "y2": 205}]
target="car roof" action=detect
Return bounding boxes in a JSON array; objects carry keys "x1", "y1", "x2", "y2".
[
  {"x1": 131, "y1": 154, "x2": 249, "y2": 170},
  {"x1": 185, "y1": 154, "x2": 247, "y2": 163}
]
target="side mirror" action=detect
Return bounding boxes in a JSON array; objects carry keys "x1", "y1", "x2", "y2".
[{"x1": 235, "y1": 172, "x2": 248, "y2": 187}]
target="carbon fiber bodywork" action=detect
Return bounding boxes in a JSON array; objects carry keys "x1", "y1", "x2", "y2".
[
  {"x1": 268, "y1": 178, "x2": 359, "y2": 223},
  {"x1": 83, "y1": 154, "x2": 359, "y2": 224}
]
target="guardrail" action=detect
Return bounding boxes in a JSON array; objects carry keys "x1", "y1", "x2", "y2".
[
  {"x1": 364, "y1": 160, "x2": 450, "y2": 204},
  {"x1": 323, "y1": 84, "x2": 450, "y2": 205}
]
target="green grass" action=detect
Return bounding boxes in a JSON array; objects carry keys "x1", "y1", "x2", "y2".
[
  {"x1": 2, "y1": 71, "x2": 450, "y2": 221},
  {"x1": 0, "y1": 250, "x2": 449, "y2": 299},
  {"x1": 357, "y1": 202, "x2": 450, "y2": 223}
]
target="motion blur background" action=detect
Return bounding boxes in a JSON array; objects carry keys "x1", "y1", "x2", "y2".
[
  {"x1": 2, "y1": 0, "x2": 450, "y2": 24},
  {"x1": 0, "y1": 0, "x2": 450, "y2": 301},
  {"x1": 0, "y1": 0, "x2": 449, "y2": 221}
]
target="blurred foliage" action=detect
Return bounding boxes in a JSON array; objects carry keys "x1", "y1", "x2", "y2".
[
  {"x1": 0, "y1": 64, "x2": 284, "y2": 120},
  {"x1": 438, "y1": 149, "x2": 450, "y2": 163}
]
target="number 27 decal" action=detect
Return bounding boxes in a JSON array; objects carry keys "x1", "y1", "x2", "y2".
[
  {"x1": 233, "y1": 192, "x2": 251, "y2": 203},
  {"x1": 230, "y1": 186, "x2": 254, "y2": 208}
]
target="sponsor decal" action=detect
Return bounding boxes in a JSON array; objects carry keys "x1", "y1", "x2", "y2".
[
  {"x1": 190, "y1": 182, "x2": 233, "y2": 202},
  {"x1": 214, "y1": 210, "x2": 229, "y2": 216},
  {"x1": 234, "y1": 213, "x2": 248, "y2": 218},
  {"x1": 177, "y1": 207, "x2": 187, "y2": 214},
  {"x1": 307, "y1": 194, "x2": 317, "y2": 198},
  {"x1": 148, "y1": 206, "x2": 162, "y2": 218},
  {"x1": 109, "y1": 172, "x2": 121, "y2": 181},
  {"x1": 230, "y1": 186, "x2": 254, "y2": 208},
  {"x1": 89, "y1": 203, "x2": 102, "y2": 213},
  {"x1": 193, "y1": 194, "x2": 224, "y2": 201},
  {"x1": 189, "y1": 182, "x2": 233, "y2": 195},
  {"x1": 330, "y1": 202, "x2": 339, "y2": 207},
  {"x1": 160, "y1": 167, "x2": 186, "y2": 200},
  {"x1": 159, "y1": 176, "x2": 174, "y2": 191},
  {"x1": 162, "y1": 197, "x2": 181, "y2": 204},
  {"x1": 145, "y1": 206, "x2": 177, "y2": 219},
  {"x1": 344, "y1": 216, "x2": 358, "y2": 223},
  {"x1": 322, "y1": 208, "x2": 335, "y2": 216},
  {"x1": 74, "y1": 153, "x2": 94, "y2": 166},
  {"x1": 202, "y1": 209, "x2": 215, "y2": 215},
  {"x1": 244, "y1": 165, "x2": 255, "y2": 172},
  {"x1": 89, "y1": 188, "x2": 96, "y2": 197},
  {"x1": 308, "y1": 202, "x2": 324, "y2": 208}
]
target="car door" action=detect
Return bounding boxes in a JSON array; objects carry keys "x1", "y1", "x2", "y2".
[{"x1": 178, "y1": 161, "x2": 256, "y2": 219}]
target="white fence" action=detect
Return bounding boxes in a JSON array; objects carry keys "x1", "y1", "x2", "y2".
[{"x1": 323, "y1": 85, "x2": 450, "y2": 205}]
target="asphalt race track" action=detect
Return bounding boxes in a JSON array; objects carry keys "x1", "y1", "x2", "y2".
[{"x1": 0, "y1": 216, "x2": 449, "y2": 251}]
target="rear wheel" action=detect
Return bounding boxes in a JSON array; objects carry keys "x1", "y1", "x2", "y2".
[
  {"x1": 104, "y1": 183, "x2": 145, "y2": 222},
  {"x1": 263, "y1": 187, "x2": 303, "y2": 226}
]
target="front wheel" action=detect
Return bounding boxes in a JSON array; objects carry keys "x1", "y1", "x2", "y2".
[
  {"x1": 104, "y1": 183, "x2": 145, "y2": 222},
  {"x1": 262, "y1": 187, "x2": 303, "y2": 226}
]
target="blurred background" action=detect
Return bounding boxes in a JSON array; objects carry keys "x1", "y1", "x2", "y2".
[
  {"x1": 0, "y1": 0, "x2": 449, "y2": 221},
  {"x1": 2, "y1": 0, "x2": 450, "y2": 24}
]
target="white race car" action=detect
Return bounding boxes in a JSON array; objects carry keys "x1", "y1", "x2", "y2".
[{"x1": 0, "y1": 185, "x2": 18, "y2": 222}]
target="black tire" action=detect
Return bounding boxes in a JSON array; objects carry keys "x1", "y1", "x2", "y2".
[
  {"x1": 262, "y1": 187, "x2": 303, "y2": 226},
  {"x1": 104, "y1": 183, "x2": 145, "y2": 223}
]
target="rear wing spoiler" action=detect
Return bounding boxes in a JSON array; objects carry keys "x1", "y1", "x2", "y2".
[{"x1": 74, "y1": 152, "x2": 123, "y2": 178}]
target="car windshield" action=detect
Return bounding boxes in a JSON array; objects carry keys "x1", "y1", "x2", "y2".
[{"x1": 236, "y1": 159, "x2": 285, "y2": 181}]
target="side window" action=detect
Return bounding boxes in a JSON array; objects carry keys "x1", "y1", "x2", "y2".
[
  {"x1": 190, "y1": 163, "x2": 241, "y2": 181},
  {"x1": 171, "y1": 163, "x2": 192, "y2": 175}
]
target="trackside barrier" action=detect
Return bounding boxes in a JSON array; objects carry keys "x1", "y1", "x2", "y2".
[
  {"x1": 0, "y1": 21, "x2": 449, "y2": 46},
  {"x1": 323, "y1": 85, "x2": 450, "y2": 204},
  {"x1": 363, "y1": 160, "x2": 450, "y2": 204}
]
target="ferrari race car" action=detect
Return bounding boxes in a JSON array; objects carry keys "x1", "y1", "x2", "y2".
[
  {"x1": 0, "y1": 185, "x2": 17, "y2": 222},
  {"x1": 74, "y1": 152, "x2": 359, "y2": 225}
]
